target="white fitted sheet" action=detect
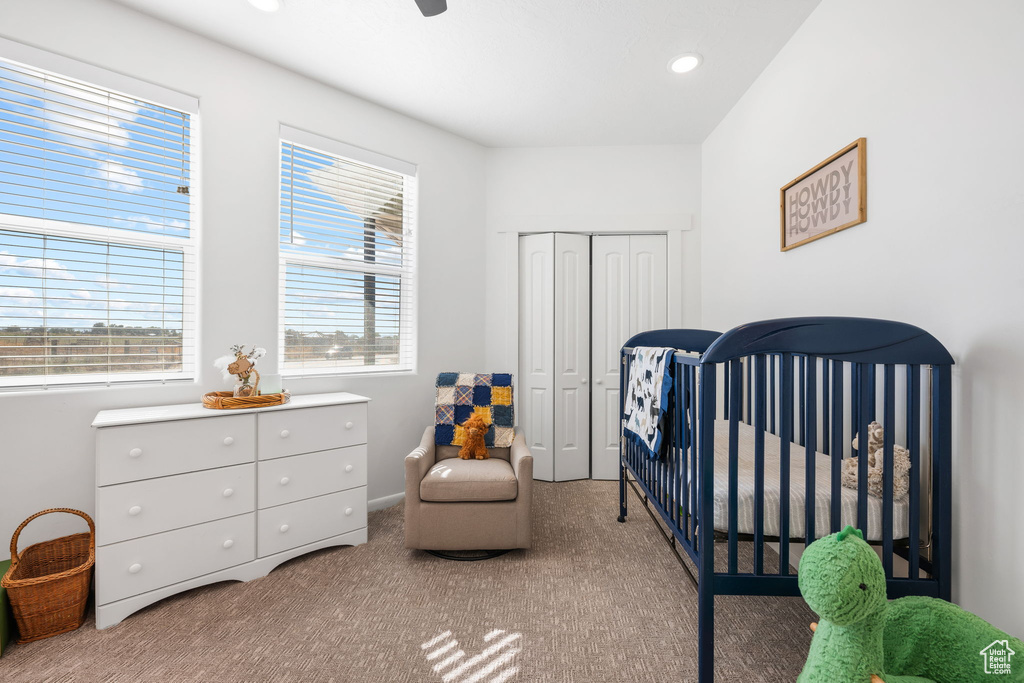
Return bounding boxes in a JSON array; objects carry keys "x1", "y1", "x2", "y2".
[{"x1": 707, "y1": 420, "x2": 911, "y2": 541}]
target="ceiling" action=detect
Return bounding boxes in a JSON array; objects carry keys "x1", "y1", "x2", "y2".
[{"x1": 108, "y1": 0, "x2": 820, "y2": 147}]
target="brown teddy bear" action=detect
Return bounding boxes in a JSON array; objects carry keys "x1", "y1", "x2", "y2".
[{"x1": 458, "y1": 413, "x2": 490, "y2": 460}]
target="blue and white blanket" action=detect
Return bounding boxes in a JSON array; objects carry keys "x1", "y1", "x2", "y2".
[{"x1": 623, "y1": 346, "x2": 675, "y2": 459}]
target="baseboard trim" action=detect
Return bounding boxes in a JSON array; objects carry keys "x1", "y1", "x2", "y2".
[{"x1": 368, "y1": 492, "x2": 404, "y2": 511}]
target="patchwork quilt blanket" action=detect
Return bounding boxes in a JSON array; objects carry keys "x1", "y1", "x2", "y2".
[
  {"x1": 623, "y1": 347, "x2": 675, "y2": 459},
  {"x1": 435, "y1": 372, "x2": 515, "y2": 448}
]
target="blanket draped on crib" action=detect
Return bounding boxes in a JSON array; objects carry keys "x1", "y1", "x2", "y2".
[{"x1": 623, "y1": 346, "x2": 675, "y2": 459}]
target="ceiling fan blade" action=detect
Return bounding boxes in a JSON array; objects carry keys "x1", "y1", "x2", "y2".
[{"x1": 414, "y1": 0, "x2": 447, "y2": 17}]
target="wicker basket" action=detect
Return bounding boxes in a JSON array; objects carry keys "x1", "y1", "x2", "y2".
[
  {"x1": 1, "y1": 508, "x2": 95, "y2": 643},
  {"x1": 202, "y1": 390, "x2": 290, "y2": 410}
]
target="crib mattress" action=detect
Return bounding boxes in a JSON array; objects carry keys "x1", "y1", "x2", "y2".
[{"x1": 707, "y1": 420, "x2": 911, "y2": 542}]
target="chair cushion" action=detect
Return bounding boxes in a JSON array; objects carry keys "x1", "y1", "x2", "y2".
[{"x1": 420, "y1": 458, "x2": 518, "y2": 502}]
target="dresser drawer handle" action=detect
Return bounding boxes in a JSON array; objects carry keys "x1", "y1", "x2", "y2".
[
  {"x1": 223, "y1": 437, "x2": 234, "y2": 446},
  {"x1": 128, "y1": 563, "x2": 143, "y2": 574},
  {"x1": 279, "y1": 524, "x2": 290, "y2": 533},
  {"x1": 223, "y1": 488, "x2": 234, "y2": 498},
  {"x1": 128, "y1": 505, "x2": 142, "y2": 517},
  {"x1": 280, "y1": 429, "x2": 290, "y2": 439},
  {"x1": 223, "y1": 539, "x2": 235, "y2": 549},
  {"x1": 345, "y1": 507, "x2": 354, "y2": 516},
  {"x1": 344, "y1": 464, "x2": 354, "y2": 474},
  {"x1": 345, "y1": 421, "x2": 354, "y2": 430},
  {"x1": 129, "y1": 448, "x2": 143, "y2": 459},
  {"x1": 279, "y1": 476, "x2": 290, "y2": 486}
]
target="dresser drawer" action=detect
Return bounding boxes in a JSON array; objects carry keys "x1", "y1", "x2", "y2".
[
  {"x1": 96, "y1": 513, "x2": 255, "y2": 605},
  {"x1": 97, "y1": 415, "x2": 255, "y2": 486},
  {"x1": 257, "y1": 404, "x2": 366, "y2": 460},
  {"x1": 258, "y1": 445, "x2": 367, "y2": 509},
  {"x1": 96, "y1": 464, "x2": 255, "y2": 546},
  {"x1": 257, "y1": 488, "x2": 366, "y2": 557}
]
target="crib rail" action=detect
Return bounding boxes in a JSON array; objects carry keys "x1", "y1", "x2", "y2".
[{"x1": 618, "y1": 317, "x2": 953, "y2": 683}]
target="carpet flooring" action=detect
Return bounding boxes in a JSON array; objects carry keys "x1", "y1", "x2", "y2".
[{"x1": 0, "y1": 480, "x2": 815, "y2": 682}]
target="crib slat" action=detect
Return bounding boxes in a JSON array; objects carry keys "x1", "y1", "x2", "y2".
[
  {"x1": 822, "y1": 359, "x2": 831, "y2": 455},
  {"x1": 852, "y1": 362, "x2": 860, "y2": 443},
  {"x1": 723, "y1": 360, "x2": 730, "y2": 421},
  {"x1": 754, "y1": 354, "x2": 767, "y2": 575},
  {"x1": 659, "y1": 380, "x2": 668, "y2": 512},
  {"x1": 779, "y1": 353, "x2": 793, "y2": 574},
  {"x1": 907, "y1": 364, "x2": 921, "y2": 580},
  {"x1": 770, "y1": 354, "x2": 777, "y2": 435},
  {"x1": 690, "y1": 366, "x2": 699, "y2": 543},
  {"x1": 932, "y1": 364, "x2": 953, "y2": 602},
  {"x1": 882, "y1": 364, "x2": 895, "y2": 577},
  {"x1": 697, "y1": 362, "x2": 718, "y2": 683},
  {"x1": 673, "y1": 362, "x2": 682, "y2": 534},
  {"x1": 868, "y1": 363, "x2": 878, "y2": 423},
  {"x1": 830, "y1": 361, "x2": 843, "y2": 532},
  {"x1": 797, "y1": 356, "x2": 805, "y2": 447},
  {"x1": 804, "y1": 356, "x2": 818, "y2": 543},
  {"x1": 728, "y1": 359, "x2": 742, "y2": 574},
  {"x1": 684, "y1": 366, "x2": 692, "y2": 540},
  {"x1": 857, "y1": 364, "x2": 871, "y2": 538},
  {"x1": 746, "y1": 357, "x2": 752, "y2": 425},
  {"x1": 619, "y1": 351, "x2": 628, "y2": 523}
]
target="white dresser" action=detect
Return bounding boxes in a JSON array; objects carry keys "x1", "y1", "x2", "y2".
[{"x1": 92, "y1": 392, "x2": 369, "y2": 629}]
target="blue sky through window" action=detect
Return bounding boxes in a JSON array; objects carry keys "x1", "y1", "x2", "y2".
[{"x1": 0, "y1": 58, "x2": 192, "y2": 377}]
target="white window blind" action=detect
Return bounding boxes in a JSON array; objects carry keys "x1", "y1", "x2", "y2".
[
  {"x1": 0, "y1": 50, "x2": 197, "y2": 389},
  {"x1": 279, "y1": 128, "x2": 416, "y2": 375}
]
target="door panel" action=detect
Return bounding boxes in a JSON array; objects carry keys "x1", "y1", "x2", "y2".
[
  {"x1": 518, "y1": 234, "x2": 555, "y2": 481},
  {"x1": 590, "y1": 236, "x2": 630, "y2": 480},
  {"x1": 553, "y1": 233, "x2": 590, "y2": 481},
  {"x1": 591, "y1": 234, "x2": 668, "y2": 479},
  {"x1": 629, "y1": 235, "x2": 668, "y2": 337}
]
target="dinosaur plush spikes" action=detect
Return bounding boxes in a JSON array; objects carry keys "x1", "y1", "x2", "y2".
[{"x1": 798, "y1": 525, "x2": 1023, "y2": 682}]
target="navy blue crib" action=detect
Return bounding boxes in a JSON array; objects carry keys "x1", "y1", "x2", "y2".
[{"x1": 617, "y1": 317, "x2": 953, "y2": 682}]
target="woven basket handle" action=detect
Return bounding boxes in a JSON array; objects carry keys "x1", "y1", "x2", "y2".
[{"x1": 9, "y1": 508, "x2": 96, "y2": 570}]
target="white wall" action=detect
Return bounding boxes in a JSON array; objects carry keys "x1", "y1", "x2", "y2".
[
  {"x1": 0, "y1": 0, "x2": 487, "y2": 545},
  {"x1": 483, "y1": 145, "x2": 702, "y2": 370},
  {"x1": 702, "y1": 0, "x2": 1024, "y2": 634}
]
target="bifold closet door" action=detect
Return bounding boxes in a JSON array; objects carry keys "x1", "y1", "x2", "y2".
[
  {"x1": 518, "y1": 233, "x2": 590, "y2": 482},
  {"x1": 518, "y1": 233, "x2": 555, "y2": 481},
  {"x1": 553, "y1": 234, "x2": 590, "y2": 481},
  {"x1": 590, "y1": 234, "x2": 668, "y2": 480}
]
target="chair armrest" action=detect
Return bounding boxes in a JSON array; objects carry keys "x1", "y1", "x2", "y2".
[
  {"x1": 510, "y1": 428, "x2": 533, "y2": 482},
  {"x1": 405, "y1": 426, "x2": 437, "y2": 501}
]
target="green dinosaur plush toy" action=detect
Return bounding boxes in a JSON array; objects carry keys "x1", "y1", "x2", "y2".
[{"x1": 797, "y1": 526, "x2": 1023, "y2": 682}]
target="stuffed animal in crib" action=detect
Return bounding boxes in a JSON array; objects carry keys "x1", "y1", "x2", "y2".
[
  {"x1": 458, "y1": 413, "x2": 490, "y2": 460},
  {"x1": 797, "y1": 525, "x2": 1023, "y2": 682},
  {"x1": 842, "y1": 421, "x2": 912, "y2": 499}
]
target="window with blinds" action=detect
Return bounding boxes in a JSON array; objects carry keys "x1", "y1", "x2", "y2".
[
  {"x1": 0, "y1": 48, "x2": 197, "y2": 388},
  {"x1": 280, "y1": 128, "x2": 416, "y2": 375}
]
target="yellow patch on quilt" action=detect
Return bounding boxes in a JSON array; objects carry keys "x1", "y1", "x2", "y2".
[
  {"x1": 491, "y1": 386, "x2": 512, "y2": 406},
  {"x1": 473, "y1": 406, "x2": 492, "y2": 422}
]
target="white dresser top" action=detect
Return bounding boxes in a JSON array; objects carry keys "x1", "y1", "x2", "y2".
[{"x1": 92, "y1": 392, "x2": 371, "y2": 428}]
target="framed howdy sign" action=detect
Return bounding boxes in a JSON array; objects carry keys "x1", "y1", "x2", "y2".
[{"x1": 780, "y1": 138, "x2": 866, "y2": 251}]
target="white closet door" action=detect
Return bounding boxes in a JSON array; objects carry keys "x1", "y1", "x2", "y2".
[
  {"x1": 518, "y1": 234, "x2": 555, "y2": 481},
  {"x1": 553, "y1": 233, "x2": 590, "y2": 481},
  {"x1": 591, "y1": 234, "x2": 668, "y2": 480},
  {"x1": 629, "y1": 235, "x2": 668, "y2": 337},
  {"x1": 590, "y1": 236, "x2": 630, "y2": 480}
]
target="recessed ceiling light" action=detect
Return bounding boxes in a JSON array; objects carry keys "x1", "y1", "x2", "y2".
[
  {"x1": 247, "y1": 0, "x2": 281, "y2": 12},
  {"x1": 668, "y1": 53, "x2": 703, "y2": 74}
]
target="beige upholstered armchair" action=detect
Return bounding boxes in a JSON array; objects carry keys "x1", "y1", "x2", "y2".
[{"x1": 404, "y1": 426, "x2": 533, "y2": 553}]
